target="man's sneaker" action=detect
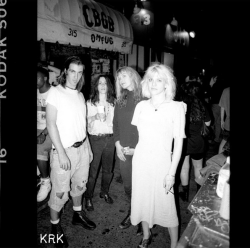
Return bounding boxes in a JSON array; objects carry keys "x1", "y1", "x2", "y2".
[{"x1": 37, "y1": 178, "x2": 51, "y2": 202}]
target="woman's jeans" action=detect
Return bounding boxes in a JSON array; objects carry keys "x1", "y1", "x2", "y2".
[{"x1": 85, "y1": 135, "x2": 115, "y2": 198}]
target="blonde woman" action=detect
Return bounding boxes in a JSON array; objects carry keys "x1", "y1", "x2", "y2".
[
  {"x1": 130, "y1": 63, "x2": 186, "y2": 248},
  {"x1": 113, "y1": 66, "x2": 143, "y2": 234}
]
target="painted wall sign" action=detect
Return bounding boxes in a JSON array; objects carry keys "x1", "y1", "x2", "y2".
[{"x1": 90, "y1": 33, "x2": 113, "y2": 45}]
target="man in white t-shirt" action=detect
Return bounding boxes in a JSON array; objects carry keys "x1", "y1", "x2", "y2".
[
  {"x1": 46, "y1": 56, "x2": 96, "y2": 247},
  {"x1": 37, "y1": 66, "x2": 52, "y2": 202}
]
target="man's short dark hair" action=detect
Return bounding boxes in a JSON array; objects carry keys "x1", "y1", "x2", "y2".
[{"x1": 37, "y1": 66, "x2": 49, "y2": 78}]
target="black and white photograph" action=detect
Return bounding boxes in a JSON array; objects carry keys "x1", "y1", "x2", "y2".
[{"x1": 0, "y1": 0, "x2": 246, "y2": 247}]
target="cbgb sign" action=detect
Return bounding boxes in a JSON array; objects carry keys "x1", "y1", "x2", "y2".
[
  {"x1": 38, "y1": 0, "x2": 133, "y2": 54},
  {"x1": 82, "y1": 4, "x2": 115, "y2": 33}
]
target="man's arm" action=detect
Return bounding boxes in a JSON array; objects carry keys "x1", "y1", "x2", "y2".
[
  {"x1": 221, "y1": 107, "x2": 225, "y2": 130},
  {"x1": 46, "y1": 103, "x2": 71, "y2": 170},
  {"x1": 219, "y1": 89, "x2": 226, "y2": 130}
]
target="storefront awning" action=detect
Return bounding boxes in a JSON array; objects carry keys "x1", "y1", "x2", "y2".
[{"x1": 38, "y1": 0, "x2": 134, "y2": 54}]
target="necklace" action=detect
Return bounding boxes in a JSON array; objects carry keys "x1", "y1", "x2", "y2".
[
  {"x1": 150, "y1": 99, "x2": 171, "y2": 111},
  {"x1": 66, "y1": 86, "x2": 76, "y2": 90}
]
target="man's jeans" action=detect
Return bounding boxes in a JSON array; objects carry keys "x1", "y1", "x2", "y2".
[
  {"x1": 48, "y1": 141, "x2": 90, "y2": 212},
  {"x1": 85, "y1": 135, "x2": 115, "y2": 198}
]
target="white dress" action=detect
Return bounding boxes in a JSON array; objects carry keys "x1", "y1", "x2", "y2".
[{"x1": 130, "y1": 99, "x2": 186, "y2": 228}]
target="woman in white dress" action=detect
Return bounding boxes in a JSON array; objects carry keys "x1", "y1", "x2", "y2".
[{"x1": 130, "y1": 63, "x2": 186, "y2": 248}]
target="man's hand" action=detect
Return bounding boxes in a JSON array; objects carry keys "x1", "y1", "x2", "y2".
[
  {"x1": 58, "y1": 151, "x2": 71, "y2": 171},
  {"x1": 85, "y1": 137, "x2": 93, "y2": 163},
  {"x1": 37, "y1": 133, "x2": 46, "y2": 144}
]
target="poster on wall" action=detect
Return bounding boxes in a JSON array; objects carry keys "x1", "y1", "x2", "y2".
[
  {"x1": 91, "y1": 58, "x2": 111, "y2": 91},
  {"x1": 102, "y1": 59, "x2": 110, "y2": 73},
  {"x1": 92, "y1": 60, "x2": 102, "y2": 75},
  {"x1": 91, "y1": 58, "x2": 110, "y2": 75},
  {"x1": 119, "y1": 54, "x2": 125, "y2": 68}
]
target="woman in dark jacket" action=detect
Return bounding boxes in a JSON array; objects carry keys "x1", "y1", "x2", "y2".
[
  {"x1": 113, "y1": 66, "x2": 143, "y2": 234},
  {"x1": 179, "y1": 81, "x2": 211, "y2": 202}
]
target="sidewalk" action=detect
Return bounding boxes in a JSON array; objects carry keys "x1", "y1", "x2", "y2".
[{"x1": 37, "y1": 142, "x2": 219, "y2": 247}]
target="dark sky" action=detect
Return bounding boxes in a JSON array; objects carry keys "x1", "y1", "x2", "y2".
[{"x1": 96, "y1": 0, "x2": 240, "y2": 68}]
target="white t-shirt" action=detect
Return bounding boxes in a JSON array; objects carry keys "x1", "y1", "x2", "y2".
[
  {"x1": 46, "y1": 85, "x2": 87, "y2": 148},
  {"x1": 87, "y1": 100, "x2": 114, "y2": 135},
  {"x1": 37, "y1": 88, "x2": 52, "y2": 130}
]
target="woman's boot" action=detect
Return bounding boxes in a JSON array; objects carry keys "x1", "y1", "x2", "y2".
[
  {"x1": 119, "y1": 208, "x2": 131, "y2": 229},
  {"x1": 179, "y1": 185, "x2": 189, "y2": 202},
  {"x1": 196, "y1": 183, "x2": 201, "y2": 193}
]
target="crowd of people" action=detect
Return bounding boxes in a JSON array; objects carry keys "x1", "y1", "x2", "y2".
[{"x1": 37, "y1": 55, "x2": 230, "y2": 248}]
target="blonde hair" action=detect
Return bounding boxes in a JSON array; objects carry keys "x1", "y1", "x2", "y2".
[
  {"x1": 141, "y1": 63, "x2": 176, "y2": 100},
  {"x1": 115, "y1": 66, "x2": 142, "y2": 107}
]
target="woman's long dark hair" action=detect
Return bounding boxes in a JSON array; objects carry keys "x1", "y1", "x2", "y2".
[
  {"x1": 180, "y1": 81, "x2": 206, "y2": 123},
  {"x1": 89, "y1": 74, "x2": 115, "y2": 106}
]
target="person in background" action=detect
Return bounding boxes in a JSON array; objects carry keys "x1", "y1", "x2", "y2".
[
  {"x1": 179, "y1": 81, "x2": 211, "y2": 202},
  {"x1": 131, "y1": 63, "x2": 186, "y2": 248},
  {"x1": 48, "y1": 64, "x2": 61, "y2": 86},
  {"x1": 185, "y1": 74, "x2": 201, "y2": 84},
  {"x1": 37, "y1": 66, "x2": 52, "y2": 202},
  {"x1": 218, "y1": 87, "x2": 230, "y2": 154},
  {"x1": 46, "y1": 56, "x2": 96, "y2": 247},
  {"x1": 208, "y1": 71, "x2": 224, "y2": 144},
  {"x1": 113, "y1": 66, "x2": 143, "y2": 235},
  {"x1": 196, "y1": 137, "x2": 230, "y2": 186},
  {"x1": 84, "y1": 74, "x2": 116, "y2": 211}
]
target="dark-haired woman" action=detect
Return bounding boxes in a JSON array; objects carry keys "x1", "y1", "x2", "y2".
[
  {"x1": 179, "y1": 81, "x2": 211, "y2": 202},
  {"x1": 84, "y1": 74, "x2": 116, "y2": 211}
]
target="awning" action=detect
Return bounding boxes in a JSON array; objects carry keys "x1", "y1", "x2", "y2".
[{"x1": 38, "y1": 0, "x2": 134, "y2": 54}]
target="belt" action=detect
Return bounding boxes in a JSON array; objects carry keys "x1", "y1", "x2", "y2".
[
  {"x1": 72, "y1": 137, "x2": 86, "y2": 148},
  {"x1": 52, "y1": 137, "x2": 86, "y2": 151},
  {"x1": 91, "y1": 134, "x2": 113, "y2": 137}
]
